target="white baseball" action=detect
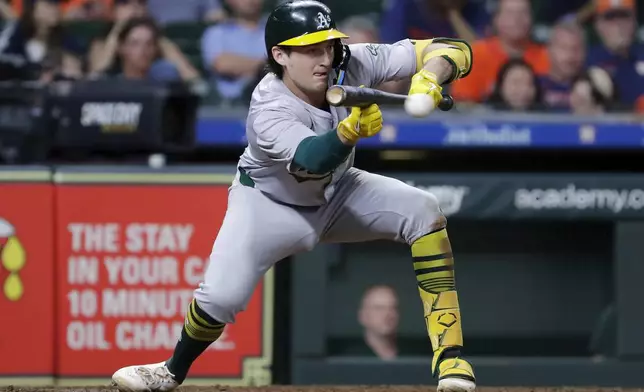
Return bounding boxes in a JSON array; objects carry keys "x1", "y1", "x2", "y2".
[
  {"x1": 404, "y1": 93, "x2": 435, "y2": 118},
  {"x1": 148, "y1": 153, "x2": 166, "y2": 169}
]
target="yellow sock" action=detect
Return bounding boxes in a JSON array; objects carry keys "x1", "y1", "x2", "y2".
[{"x1": 411, "y1": 228, "x2": 464, "y2": 376}]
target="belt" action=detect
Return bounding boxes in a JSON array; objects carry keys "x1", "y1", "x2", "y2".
[
  {"x1": 238, "y1": 167, "x2": 255, "y2": 188},
  {"x1": 238, "y1": 167, "x2": 321, "y2": 212}
]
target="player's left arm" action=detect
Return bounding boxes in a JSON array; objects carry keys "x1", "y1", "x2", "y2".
[
  {"x1": 406, "y1": 38, "x2": 473, "y2": 104},
  {"x1": 413, "y1": 39, "x2": 472, "y2": 83},
  {"x1": 345, "y1": 38, "x2": 471, "y2": 92}
]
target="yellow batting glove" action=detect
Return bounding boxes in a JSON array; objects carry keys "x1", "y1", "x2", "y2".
[
  {"x1": 357, "y1": 104, "x2": 383, "y2": 137},
  {"x1": 408, "y1": 69, "x2": 443, "y2": 107},
  {"x1": 337, "y1": 104, "x2": 383, "y2": 143},
  {"x1": 337, "y1": 106, "x2": 361, "y2": 143}
]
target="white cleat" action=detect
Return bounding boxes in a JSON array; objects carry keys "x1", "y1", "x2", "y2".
[
  {"x1": 111, "y1": 361, "x2": 180, "y2": 392},
  {"x1": 438, "y1": 377, "x2": 477, "y2": 392}
]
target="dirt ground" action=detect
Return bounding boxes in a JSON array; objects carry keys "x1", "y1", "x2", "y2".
[{"x1": 0, "y1": 387, "x2": 641, "y2": 392}]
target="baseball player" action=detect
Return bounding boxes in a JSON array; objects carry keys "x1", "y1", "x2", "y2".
[{"x1": 111, "y1": 1, "x2": 475, "y2": 391}]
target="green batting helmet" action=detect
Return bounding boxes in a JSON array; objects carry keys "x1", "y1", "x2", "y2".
[{"x1": 265, "y1": 0, "x2": 349, "y2": 68}]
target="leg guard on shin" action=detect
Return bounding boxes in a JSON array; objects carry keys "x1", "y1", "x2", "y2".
[{"x1": 412, "y1": 228, "x2": 474, "y2": 382}]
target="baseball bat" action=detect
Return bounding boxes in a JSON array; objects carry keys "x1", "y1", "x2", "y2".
[{"x1": 326, "y1": 85, "x2": 454, "y2": 111}]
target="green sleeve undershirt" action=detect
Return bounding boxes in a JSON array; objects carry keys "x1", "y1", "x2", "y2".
[{"x1": 292, "y1": 130, "x2": 354, "y2": 175}]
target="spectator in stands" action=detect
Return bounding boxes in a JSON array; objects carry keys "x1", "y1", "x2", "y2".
[
  {"x1": 9, "y1": 0, "x2": 125, "y2": 19},
  {"x1": 88, "y1": 0, "x2": 198, "y2": 82},
  {"x1": 379, "y1": 0, "x2": 489, "y2": 44},
  {"x1": 0, "y1": 0, "x2": 17, "y2": 19},
  {"x1": 88, "y1": 0, "x2": 147, "y2": 73},
  {"x1": 569, "y1": 66, "x2": 617, "y2": 115},
  {"x1": 336, "y1": 15, "x2": 406, "y2": 94},
  {"x1": 357, "y1": 285, "x2": 400, "y2": 360},
  {"x1": 487, "y1": 58, "x2": 543, "y2": 111},
  {"x1": 532, "y1": 0, "x2": 595, "y2": 26},
  {"x1": 201, "y1": 0, "x2": 266, "y2": 103},
  {"x1": 539, "y1": 20, "x2": 586, "y2": 111},
  {"x1": 148, "y1": 0, "x2": 226, "y2": 25},
  {"x1": 587, "y1": 0, "x2": 644, "y2": 111},
  {"x1": 332, "y1": 284, "x2": 432, "y2": 358},
  {"x1": 450, "y1": 0, "x2": 549, "y2": 104},
  {"x1": 338, "y1": 15, "x2": 379, "y2": 46},
  {"x1": 59, "y1": 0, "x2": 111, "y2": 19},
  {"x1": 64, "y1": 0, "x2": 227, "y2": 23},
  {"x1": 7, "y1": 0, "x2": 74, "y2": 17},
  {"x1": 103, "y1": 17, "x2": 200, "y2": 81},
  {"x1": 0, "y1": 0, "x2": 83, "y2": 82}
]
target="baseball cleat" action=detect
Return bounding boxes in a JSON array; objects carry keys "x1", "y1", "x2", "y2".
[
  {"x1": 437, "y1": 358, "x2": 476, "y2": 392},
  {"x1": 111, "y1": 361, "x2": 179, "y2": 392}
]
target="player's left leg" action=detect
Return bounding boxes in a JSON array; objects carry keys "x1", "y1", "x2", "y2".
[
  {"x1": 320, "y1": 168, "x2": 475, "y2": 392},
  {"x1": 111, "y1": 182, "x2": 318, "y2": 391}
]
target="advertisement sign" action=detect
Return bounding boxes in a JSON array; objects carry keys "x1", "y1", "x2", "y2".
[
  {"x1": 0, "y1": 170, "x2": 55, "y2": 380},
  {"x1": 54, "y1": 172, "x2": 272, "y2": 385},
  {"x1": 197, "y1": 113, "x2": 644, "y2": 148},
  {"x1": 399, "y1": 173, "x2": 644, "y2": 220}
]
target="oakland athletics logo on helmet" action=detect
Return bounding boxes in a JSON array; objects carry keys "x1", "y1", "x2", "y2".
[
  {"x1": 315, "y1": 11, "x2": 331, "y2": 30},
  {"x1": 264, "y1": 0, "x2": 349, "y2": 53}
]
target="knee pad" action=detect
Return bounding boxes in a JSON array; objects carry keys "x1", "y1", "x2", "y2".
[
  {"x1": 422, "y1": 191, "x2": 442, "y2": 212},
  {"x1": 423, "y1": 191, "x2": 446, "y2": 226},
  {"x1": 404, "y1": 191, "x2": 446, "y2": 244},
  {"x1": 193, "y1": 283, "x2": 248, "y2": 324}
]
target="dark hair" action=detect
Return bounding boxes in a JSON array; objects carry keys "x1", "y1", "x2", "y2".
[
  {"x1": 572, "y1": 68, "x2": 620, "y2": 111},
  {"x1": 264, "y1": 46, "x2": 291, "y2": 79},
  {"x1": 102, "y1": 17, "x2": 160, "y2": 75},
  {"x1": 18, "y1": 0, "x2": 64, "y2": 56},
  {"x1": 264, "y1": 39, "x2": 343, "y2": 79},
  {"x1": 487, "y1": 57, "x2": 543, "y2": 111},
  {"x1": 117, "y1": 17, "x2": 161, "y2": 44}
]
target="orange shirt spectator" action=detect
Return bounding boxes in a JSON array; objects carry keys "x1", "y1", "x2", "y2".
[
  {"x1": 11, "y1": 0, "x2": 113, "y2": 18},
  {"x1": 452, "y1": 36, "x2": 549, "y2": 102},
  {"x1": 450, "y1": 0, "x2": 550, "y2": 103},
  {"x1": 635, "y1": 95, "x2": 644, "y2": 114}
]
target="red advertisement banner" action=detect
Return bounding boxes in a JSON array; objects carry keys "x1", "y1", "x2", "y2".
[
  {"x1": 54, "y1": 183, "x2": 270, "y2": 382},
  {"x1": 0, "y1": 181, "x2": 55, "y2": 377}
]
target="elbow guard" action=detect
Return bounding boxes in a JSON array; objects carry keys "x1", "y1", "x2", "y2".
[{"x1": 412, "y1": 38, "x2": 473, "y2": 84}]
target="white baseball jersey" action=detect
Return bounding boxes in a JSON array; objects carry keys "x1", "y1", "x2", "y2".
[{"x1": 238, "y1": 39, "x2": 418, "y2": 206}]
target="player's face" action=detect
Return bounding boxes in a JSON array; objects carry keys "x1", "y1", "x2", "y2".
[{"x1": 279, "y1": 41, "x2": 335, "y2": 94}]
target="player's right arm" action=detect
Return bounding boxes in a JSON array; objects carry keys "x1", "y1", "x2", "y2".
[
  {"x1": 290, "y1": 104, "x2": 382, "y2": 174},
  {"x1": 252, "y1": 107, "x2": 352, "y2": 176},
  {"x1": 252, "y1": 104, "x2": 381, "y2": 175}
]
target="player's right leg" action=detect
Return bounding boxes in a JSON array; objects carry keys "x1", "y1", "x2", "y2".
[
  {"x1": 319, "y1": 168, "x2": 475, "y2": 392},
  {"x1": 111, "y1": 182, "x2": 318, "y2": 392}
]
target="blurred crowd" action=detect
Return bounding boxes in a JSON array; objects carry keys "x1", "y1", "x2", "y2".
[{"x1": 0, "y1": 0, "x2": 642, "y2": 115}]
